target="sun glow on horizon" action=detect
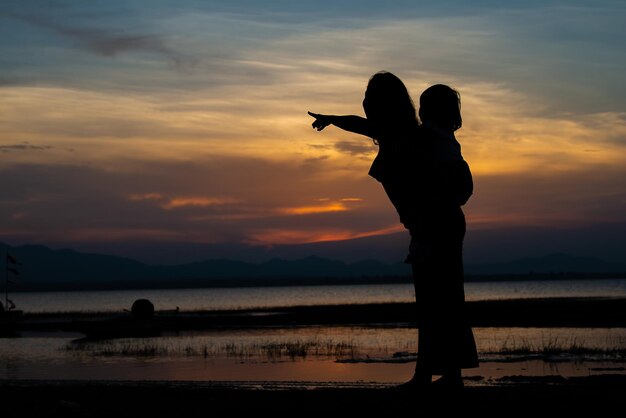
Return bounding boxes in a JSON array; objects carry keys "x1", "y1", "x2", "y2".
[{"x1": 246, "y1": 224, "x2": 405, "y2": 246}]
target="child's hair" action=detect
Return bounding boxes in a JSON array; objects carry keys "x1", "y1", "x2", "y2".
[{"x1": 419, "y1": 84, "x2": 462, "y2": 131}]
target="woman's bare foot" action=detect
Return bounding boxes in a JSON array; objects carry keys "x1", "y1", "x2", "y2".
[
  {"x1": 432, "y1": 370, "x2": 463, "y2": 389},
  {"x1": 395, "y1": 370, "x2": 432, "y2": 390}
]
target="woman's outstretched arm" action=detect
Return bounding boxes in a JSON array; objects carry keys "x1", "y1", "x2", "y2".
[{"x1": 308, "y1": 112, "x2": 373, "y2": 138}]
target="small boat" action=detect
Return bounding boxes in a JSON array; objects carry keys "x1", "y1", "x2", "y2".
[{"x1": 0, "y1": 309, "x2": 23, "y2": 336}]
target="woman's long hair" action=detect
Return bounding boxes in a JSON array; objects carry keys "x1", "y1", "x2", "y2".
[{"x1": 362, "y1": 71, "x2": 419, "y2": 143}]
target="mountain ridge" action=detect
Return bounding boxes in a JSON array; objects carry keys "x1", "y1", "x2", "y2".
[{"x1": 2, "y1": 242, "x2": 626, "y2": 292}]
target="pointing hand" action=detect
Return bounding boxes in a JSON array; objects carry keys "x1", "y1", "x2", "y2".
[{"x1": 308, "y1": 111, "x2": 331, "y2": 131}]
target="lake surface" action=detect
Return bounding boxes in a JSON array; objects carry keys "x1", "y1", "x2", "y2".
[
  {"x1": 2, "y1": 326, "x2": 626, "y2": 382},
  {"x1": 11, "y1": 278, "x2": 626, "y2": 313},
  {"x1": 4, "y1": 278, "x2": 626, "y2": 382}
]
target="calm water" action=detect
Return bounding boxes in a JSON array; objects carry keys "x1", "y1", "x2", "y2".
[
  {"x1": 11, "y1": 278, "x2": 626, "y2": 313},
  {"x1": 4, "y1": 278, "x2": 626, "y2": 382},
  {"x1": 2, "y1": 326, "x2": 626, "y2": 381}
]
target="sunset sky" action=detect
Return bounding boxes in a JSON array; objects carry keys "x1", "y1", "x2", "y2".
[{"x1": 2, "y1": 1, "x2": 626, "y2": 264}]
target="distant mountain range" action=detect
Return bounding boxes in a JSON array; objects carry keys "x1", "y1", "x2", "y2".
[
  {"x1": 2, "y1": 242, "x2": 626, "y2": 291},
  {"x1": 37, "y1": 223, "x2": 626, "y2": 266}
]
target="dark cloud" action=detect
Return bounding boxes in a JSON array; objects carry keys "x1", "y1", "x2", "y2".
[
  {"x1": 334, "y1": 140, "x2": 376, "y2": 156},
  {"x1": 0, "y1": 143, "x2": 53, "y2": 152},
  {"x1": 307, "y1": 144, "x2": 332, "y2": 151},
  {"x1": 307, "y1": 140, "x2": 375, "y2": 158},
  {"x1": 302, "y1": 155, "x2": 330, "y2": 165},
  {"x1": 5, "y1": 12, "x2": 196, "y2": 70}
]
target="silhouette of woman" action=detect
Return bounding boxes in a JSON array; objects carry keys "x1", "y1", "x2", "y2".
[{"x1": 309, "y1": 72, "x2": 478, "y2": 389}]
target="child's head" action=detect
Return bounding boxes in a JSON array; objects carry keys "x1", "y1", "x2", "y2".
[
  {"x1": 419, "y1": 84, "x2": 462, "y2": 131},
  {"x1": 362, "y1": 71, "x2": 417, "y2": 129}
]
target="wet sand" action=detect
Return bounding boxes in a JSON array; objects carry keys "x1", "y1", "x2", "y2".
[{"x1": 2, "y1": 376, "x2": 626, "y2": 417}]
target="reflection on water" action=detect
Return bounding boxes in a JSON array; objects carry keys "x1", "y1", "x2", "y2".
[
  {"x1": 12, "y1": 278, "x2": 626, "y2": 314},
  {"x1": 2, "y1": 327, "x2": 626, "y2": 382},
  {"x1": 5, "y1": 279, "x2": 626, "y2": 382}
]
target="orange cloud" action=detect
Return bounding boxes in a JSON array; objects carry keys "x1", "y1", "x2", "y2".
[
  {"x1": 248, "y1": 224, "x2": 404, "y2": 245},
  {"x1": 127, "y1": 193, "x2": 241, "y2": 210},
  {"x1": 161, "y1": 196, "x2": 240, "y2": 210},
  {"x1": 278, "y1": 202, "x2": 348, "y2": 215},
  {"x1": 278, "y1": 198, "x2": 364, "y2": 216}
]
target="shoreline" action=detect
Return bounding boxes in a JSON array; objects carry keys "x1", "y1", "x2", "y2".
[{"x1": 8, "y1": 297, "x2": 626, "y2": 336}]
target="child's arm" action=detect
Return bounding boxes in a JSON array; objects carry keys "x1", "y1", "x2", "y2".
[{"x1": 308, "y1": 112, "x2": 373, "y2": 138}]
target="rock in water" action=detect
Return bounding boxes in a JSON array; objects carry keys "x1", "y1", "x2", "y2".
[{"x1": 131, "y1": 299, "x2": 154, "y2": 319}]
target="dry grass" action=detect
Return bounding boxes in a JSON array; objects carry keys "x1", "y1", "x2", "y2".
[{"x1": 66, "y1": 338, "x2": 358, "y2": 361}]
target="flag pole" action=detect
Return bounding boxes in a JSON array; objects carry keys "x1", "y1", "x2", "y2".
[{"x1": 4, "y1": 250, "x2": 8, "y2": 310}]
